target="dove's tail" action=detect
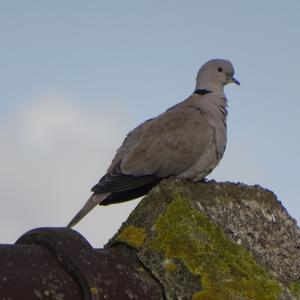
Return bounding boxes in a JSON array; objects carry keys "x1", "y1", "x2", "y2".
[{"x1": 67, "y1": 193, "x2": 110, "y2": 228}]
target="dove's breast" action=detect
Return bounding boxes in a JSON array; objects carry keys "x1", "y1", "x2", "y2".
[{"x1": 178, "y1": 94, "x2": 227, "y2": 181}]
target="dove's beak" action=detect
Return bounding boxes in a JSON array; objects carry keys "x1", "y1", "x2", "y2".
[{"x1": 231, "y1": 76, "x2": 240, "y2": 86}]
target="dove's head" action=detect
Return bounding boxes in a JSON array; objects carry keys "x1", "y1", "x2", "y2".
[{"x1": 196, "y1": 59, "x2": 240, "y2": 91}]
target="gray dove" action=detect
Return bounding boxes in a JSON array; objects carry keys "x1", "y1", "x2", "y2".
[{"x1": 67, "y1": 59, "x2": 239, "y2": 228}]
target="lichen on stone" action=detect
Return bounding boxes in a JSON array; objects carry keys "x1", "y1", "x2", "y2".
[
  {"x1": 90, "y1": 287, "x2": 98, "y2": 295},
  {"x1": 163, "y1": 259, "x2": 177, "y2": 272},
  {"x1": 151, "y1": 193, "x2": 282, "y2": 300},
  {"x1": 117, "y1": 225, "x2": 146, "y2": 249}
]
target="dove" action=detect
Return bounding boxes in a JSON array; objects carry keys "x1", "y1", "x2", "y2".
[{"x1": 67, "y1": 59, "x2": 239, "y2": 228}]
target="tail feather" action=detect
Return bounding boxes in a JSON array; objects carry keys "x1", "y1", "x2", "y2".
[{"x1": 67, "y1": 193, "x2": 110, "y2": 228}]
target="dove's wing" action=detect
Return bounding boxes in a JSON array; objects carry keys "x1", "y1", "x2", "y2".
[
  {"x1": 120, "y1": 98, "x2": 215, "y2": 177},
  {"x1": 92, "y1": 95, "x2": 215, "y2": 206}
]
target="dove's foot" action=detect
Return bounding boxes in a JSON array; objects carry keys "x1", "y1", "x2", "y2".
[
  {"x1": 172, "y1": 177, "x2": 209, "y2": 184},
  {"x1": 199, "y1": 177, "x2": 209, "y2": 184}
]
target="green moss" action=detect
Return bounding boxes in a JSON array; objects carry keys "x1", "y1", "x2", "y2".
[
  {"x1": 288, "y1": 282, "x2": 300, "y2": 297},
  {"x1": 151, "y1": 194, "x2": 282, "y2": 300},
  {"x1": 117, "y1": 225, "x2": 146, "y2": 249}
]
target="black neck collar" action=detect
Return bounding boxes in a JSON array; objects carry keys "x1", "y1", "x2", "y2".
[{"x1": 193, "y1": 89, "x2": 212, "y2": 95}]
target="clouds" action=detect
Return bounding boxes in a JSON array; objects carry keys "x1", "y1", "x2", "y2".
[{"x1": 0, "y1": 94, "x2": 139, "y2": 246}]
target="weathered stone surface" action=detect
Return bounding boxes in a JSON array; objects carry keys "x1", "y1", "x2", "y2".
[{"x1": 107, "y1": 179, "x2": 300, "y2": 300}]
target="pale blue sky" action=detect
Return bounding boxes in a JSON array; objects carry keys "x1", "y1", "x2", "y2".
[{"x1": 0, "y1": 1, "x2": 299, "y2": 246}]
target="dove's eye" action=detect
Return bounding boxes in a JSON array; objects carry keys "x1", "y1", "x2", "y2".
[{"x1": 217, "y1": 67, "x2": 223, "y2": 72}]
